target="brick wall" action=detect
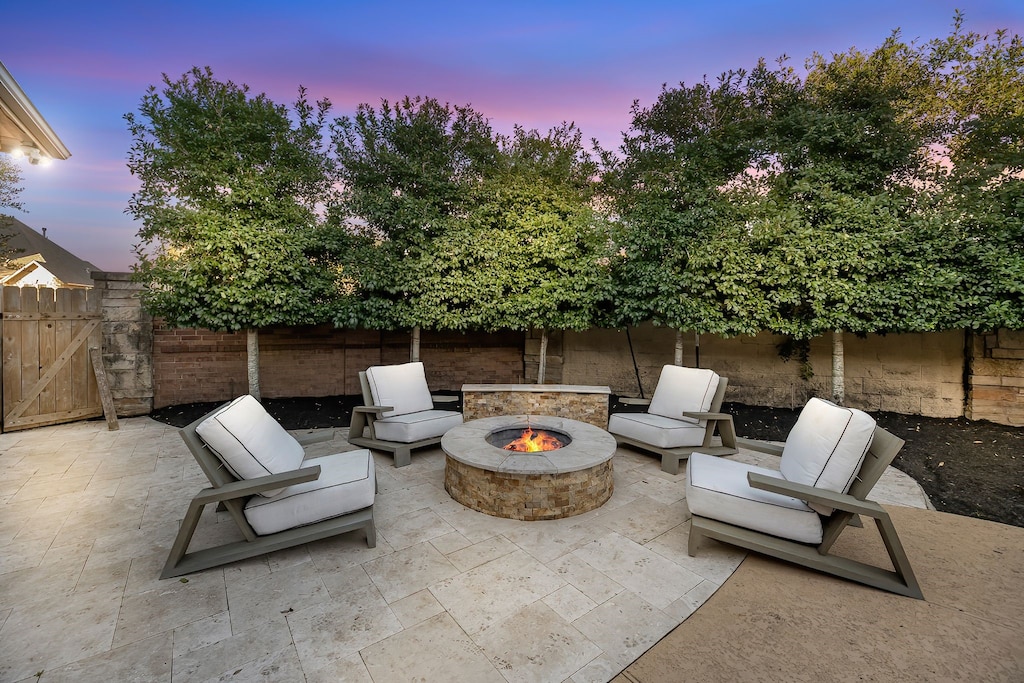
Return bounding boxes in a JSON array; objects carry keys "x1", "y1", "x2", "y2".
[
  {"x1": 561, "y1": 325, "x2": 966, "y2": 418},
  {"x1": 967, "y1": 330, "x2": 1024, "y2": 426},
  {"x1": 152, "y1": 325, "x2": 524, "y2": 408}
]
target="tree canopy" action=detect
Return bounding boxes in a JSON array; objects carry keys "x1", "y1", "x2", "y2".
[
  {"x1": 126, "y1": 66, "x2": 337, "y2": 332},
  {"x1": 329, "y1": 96, "x2": 500, "y2": 331},
  {"x1": 331, "y1": 101, "x2": 609, "y2": 336},
  {"x1": 600, "y1": 66, "x2": 775, "y2": 337},
  {"x1": 125, "y1": 14, "x2": 1023, "y2": 376},
  {"x1": 425, "y1": 123, "x2": 610, "y2": 333},
  {"x1": 603, "y1": 16, "x2": 1023, "y2": 347},
  {"x1": 925, "y1": 15, "x2": 1024, "y2": 330}
]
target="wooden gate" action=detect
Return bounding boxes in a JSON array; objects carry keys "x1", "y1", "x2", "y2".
[{"x1": 1, "y1": 286, "x2": 103, "y2": 432}]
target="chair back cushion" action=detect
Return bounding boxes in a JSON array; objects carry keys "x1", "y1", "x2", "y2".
[
  {"x1": 647, "y1": 366, "x2": 720, "y2": 424},
  {"x1": 365, "y1": 361, "x2": 434, "y2": 418},
  {"x1": 780, "y1": 398, "x2": 876, "y2": 510},
  {"x1": 195, "y1": 395, "x2": 304, "y2": 497}
]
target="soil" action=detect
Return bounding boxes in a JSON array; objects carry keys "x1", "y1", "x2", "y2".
[{"x1": 150, "y1": 395, "x2": 1024, "y2": 529}]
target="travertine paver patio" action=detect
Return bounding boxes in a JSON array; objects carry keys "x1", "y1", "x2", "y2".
[{"x1": 0, "y1": 416, "x2": 930, "y2": 682}]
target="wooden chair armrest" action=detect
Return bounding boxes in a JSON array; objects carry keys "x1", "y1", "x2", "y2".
[
  {"x1": 194, "y1": 466, "x2": 322, "y2": 505},
  {"x1": 735, "y1": 437, "x2": 785, "y2": 457},
  {"x1": 747, "y1": 472, "x2": 884, "y2": 517},
  {"x1": 682, "y1": 411, "x2": 732, "y2": 420},
  {"x1": 354, "y1": 405, "x2": 392, "y2": 416},
  {"x1": 619, "y1": 397, "x2": 652, "y2": 406},
  {"x1": 293, "y1": 429, "x2": 335, "y2": 445},
  {"x1": 431, "y1": 394, "x2": 459, "y2": 404}
]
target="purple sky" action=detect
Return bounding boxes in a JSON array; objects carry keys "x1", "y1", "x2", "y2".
[{"x1": 4, "y1": 1, "x2": 1023, "y2": 273}]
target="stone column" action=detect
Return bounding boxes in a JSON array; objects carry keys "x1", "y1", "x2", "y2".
[{"x1": 92, "y1": 272, "x2": 154, "y2": 416}]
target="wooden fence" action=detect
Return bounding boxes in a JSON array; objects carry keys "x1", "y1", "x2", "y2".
[{"x1": 1, "y1": 286, "x2": 104, "y2": 431}]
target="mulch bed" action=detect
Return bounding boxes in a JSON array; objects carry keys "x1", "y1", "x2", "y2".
[{"x1": 150, "y1": 395, "x2": 1023, "y2": 529}]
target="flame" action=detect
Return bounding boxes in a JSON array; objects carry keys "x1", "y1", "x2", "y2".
[{"x1": 503, "y1": 427, "x2": 565, "y2": 452}]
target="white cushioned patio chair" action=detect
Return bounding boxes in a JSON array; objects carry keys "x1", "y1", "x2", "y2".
[
  {"x1": 607, "y1": 365, "x2": 737, "y2": 474},
  {"x1": 347, "y1": 361, "x2": 463, "y2": 467},
  {"x1": 162, "y1": 394, "x2": 377, "y2": 579},
  {"x1": 686, "y1": 397, "x2": 922, "y2": 599}
]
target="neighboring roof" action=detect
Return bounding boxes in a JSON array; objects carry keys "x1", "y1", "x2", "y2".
[
  {"x1": 0, "y1": 217, "x2": 98, "y2": 287},
  {"x1": 0, "y1": 60, "x2": 71, "y2": 162}
]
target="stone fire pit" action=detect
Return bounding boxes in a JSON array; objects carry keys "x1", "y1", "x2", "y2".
[{"x1": 442, "y1": 415, "x2": 616, "y2": 521}]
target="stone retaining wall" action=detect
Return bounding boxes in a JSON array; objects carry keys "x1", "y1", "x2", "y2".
[
  {"x1": 560, "y1": 325, "x2": 967, "y2": 418},
  {"x1": 968, "y1": 329, "x2": 1024, "y2": 426}
]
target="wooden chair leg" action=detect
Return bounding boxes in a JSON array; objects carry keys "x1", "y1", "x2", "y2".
[
  {"x1": 161, "y1": 495, "x2": 207, "y2": 579},
  {"x1": 662, "y1": 453, "x2": 683, "y2": 475},
  {"x1": 688, "y1": 517, "x2": 705, "y2": 556},
  {"x1": 393, "y1": 446, "x2": 412, "y2": 468},
  {"x1": 366, "y1": 512, "x2": 377, "y2": 548},
  {"x1": 717, "y1": 416, "x2": 738, "y2": 451}
]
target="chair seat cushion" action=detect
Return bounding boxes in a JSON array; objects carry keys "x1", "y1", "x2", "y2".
[
  {"x1": 779, "y1": 398, "x2": 875, "y2": 514},
  {"x1": 196, "y1": 395, "x2": 304, "y2": 497},
  {"x1": 608, "y1": 412, "x2": 708, "y2": 449},
  {"x1": 686, "y1": 453, "x2": 823, "y2": 544},
  {"x1": 647, "y1": 366, "x2": 719, "y2": 423},
  {"x1": 373, "y1": 410, "x2": 463, "y2": 444},
  {"x1": 244, "y1": 449, "x2": 376, "y2": 536},
  {"x1": 365, "y1": 361, "x2": 434, "y2": 418}
]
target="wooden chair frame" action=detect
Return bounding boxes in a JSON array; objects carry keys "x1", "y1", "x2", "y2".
[
  {"x1": 689, "y1": 427, "x2": 923, "y2": 599},
  {"x1": 162, "y1": 409, "x2": 376, "y2": 579},
  {"x1": 613, "y1": 376, "x2": 738, "y2": 474},
  {"x1": 347, "y1": 370, "x2": 459, "y2": 468}
]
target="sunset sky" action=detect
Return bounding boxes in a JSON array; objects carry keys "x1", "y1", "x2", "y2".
[{"x1": 4, "y1": 0, "x2": 1023, "y2": 272}]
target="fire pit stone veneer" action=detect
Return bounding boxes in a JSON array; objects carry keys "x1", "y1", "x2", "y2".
[
  {"x1": 442, "y1": 415, "x2": 616, "y2": 521},
  {"x1": 461, "y1": 384, "x2": 610, "y2": 429}
]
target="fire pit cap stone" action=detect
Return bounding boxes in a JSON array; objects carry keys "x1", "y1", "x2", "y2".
[
  {"x1": 441, "y1": 414, "x2": 616, "y2": 475},
  {"x1": 462, "y1": 384, "x2": 611, "y2": 394}
]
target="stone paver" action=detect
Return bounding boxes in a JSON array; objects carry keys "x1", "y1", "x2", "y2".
[{"x1": 0, "y1": 417, "x2": 929, "y2": 683}]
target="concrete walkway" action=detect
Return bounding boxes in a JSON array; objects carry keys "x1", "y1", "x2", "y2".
[
  {"x1": 2, "y1": 416, "x2": 934, "y2": 682},
  {"x1": 616, "y1": 505, "x2": 1024, "y2": 682}
]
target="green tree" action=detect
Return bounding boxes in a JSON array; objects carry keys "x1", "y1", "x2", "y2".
[
  {"x1": 126, "y1": 67, "x2": 337, "y2": 398},
  {"x1": 414, "y1": 123, "x2": 611, "y2": 380},
  {"x1": 754, "y1": 39, "x2": 944, "y2": 402},
  {"x1": 923, "y1": 15, "x2": 1024, "y2": 331},
  {"x1": 330, "y1": 96, "x2": 499, "y2": 354},
  {"x1": 601, "y1": 66, "x2": 777, "y2": 362},
  {"x1": 0, "y1": 153, "x2": 25, "y2": 264}
]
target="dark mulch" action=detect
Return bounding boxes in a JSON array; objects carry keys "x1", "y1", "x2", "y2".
[{"x1": 150, "y1": 395, "x2": 1023, "y2": 529}]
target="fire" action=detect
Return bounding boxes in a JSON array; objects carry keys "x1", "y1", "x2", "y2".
[{"x1": 503, "y1": 427, "x2": 565, "y2": 452}]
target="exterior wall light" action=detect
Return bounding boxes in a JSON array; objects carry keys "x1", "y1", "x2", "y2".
[{"x1": 10, "y1": 145, "x2": 49, "y2": 165}]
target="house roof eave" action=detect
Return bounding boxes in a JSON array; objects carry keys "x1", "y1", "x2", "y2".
[{"x1": 0, "y1": 60, "x2": 71, "y2": 161}]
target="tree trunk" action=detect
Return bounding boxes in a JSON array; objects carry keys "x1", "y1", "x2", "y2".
[
  {"x1": 674, "y1": 330, "x2": 684, "y2": 366},
  {"x1": 537, "y1": 328, "x2": 548, "y2": 384},
  {"x1": 832, "y1": 329, "x2": 845, "y2": 405},
  {"x1": 694, "y1": 332, "x2": 701, "y2": 368},
  {"x1": 411, "y1": 325, "x2": 421, "y2": 362},
  {"x1": 246, "y1": 328, "x2": 261, "y2": 400}
]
